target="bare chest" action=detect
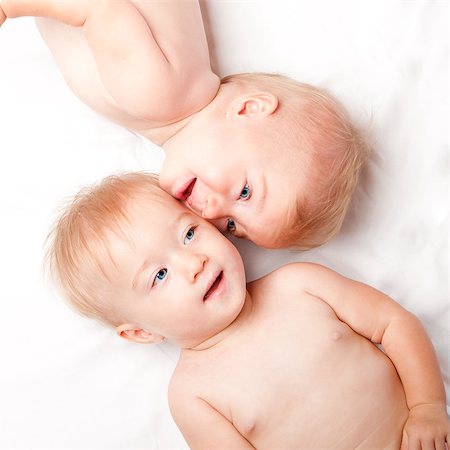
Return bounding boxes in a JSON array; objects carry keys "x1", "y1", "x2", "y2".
[{"x1": 180, "y1": 295, "x2": 406, "y2": 447}]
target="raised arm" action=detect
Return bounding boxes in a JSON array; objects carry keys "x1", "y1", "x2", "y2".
[
  {"x1": 0, "y1": 0, "x2": 219, "y2": 133},
  {"x1": 282, "y1": 262, "x2": 449, "y2": 449}
]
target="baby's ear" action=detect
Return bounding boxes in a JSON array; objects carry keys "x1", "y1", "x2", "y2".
[
  {"x1": 116, "y1": 324, "x2": 165, "y2": 344},
  {"x1": 227, "y1": 92, "x2": 278, "y2": 118}
]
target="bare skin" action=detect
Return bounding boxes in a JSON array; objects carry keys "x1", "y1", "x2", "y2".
[
  {"x1": 0, "y1": 0, "x2": 317, "y2": 249},
  {"x1": 106, "y1": 191, "x2": 449, "y2": 449},
  {"x1": 3, "y1": 3, "x2": 450, "y2": 445},
  {"x1": 0, "y1": 0, "x2": 219, "y2": 139},
  {"x1": 171, "y1": 270, "x2": 410, "y2": 449}
]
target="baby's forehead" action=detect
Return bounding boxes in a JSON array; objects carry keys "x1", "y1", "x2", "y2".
[
  {"x1": 95, "y1": 191, "x2": 174, "y2": 249},
  {"x1": 122, "y1": 193, "x2": 206, "y2": 245},
  {"x1": 129, "y1": 190, "x2": 191, "y2": 220},
  {"x1": 105, "y1": 196, "x2": 198, "y2": 264}
]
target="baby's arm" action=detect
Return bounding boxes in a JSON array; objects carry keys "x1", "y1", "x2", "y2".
[
  {"x1": 282, "y1": 263, "x2": 449, "y2": 449},
  {"x1": 169, "y1": 378, "x2": 255, "y2": 450},
  {"x1": 0, "y1": 0, "x2": 219, "y2": 129}
]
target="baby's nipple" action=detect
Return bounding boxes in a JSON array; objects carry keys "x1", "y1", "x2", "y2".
[{"x1": 330, "y1": 330, "x2": 343, "y2": 341}]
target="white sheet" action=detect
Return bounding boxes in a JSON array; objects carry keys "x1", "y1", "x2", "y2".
[{"x1": 0, "y1": 1, "x2": 448, "y2": 448}]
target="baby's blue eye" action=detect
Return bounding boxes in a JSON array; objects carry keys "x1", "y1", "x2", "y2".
[
  {"x1": 184, "y1": 227, "x2": 195, "y2": 244},
  {"x1": 154, "y1": 268, "x2": 168, "y2": 285},
  {"x1": 227, "y1": 219, "x2": 236, "y2": 233},
  {"x1": 239, "y1": 184, "x2": 251, "y2": 200}
]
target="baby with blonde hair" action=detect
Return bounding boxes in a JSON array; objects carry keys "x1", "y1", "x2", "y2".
[
  {"x1": 1, "y1": 0, "x2": 369, "y2": 249},
  {"x1": 47, "y1": 172, "x2": 449, "y2": 449}
]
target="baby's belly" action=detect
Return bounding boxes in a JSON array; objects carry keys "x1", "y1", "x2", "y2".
[{"x1": 221, "y1": 323, "x2": 408, "y2": 448}]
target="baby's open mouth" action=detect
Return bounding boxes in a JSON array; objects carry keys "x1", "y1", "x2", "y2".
[
  {"x1": 203, "y1": 271, "x2": 223, "y2": 301},
  {"x1": 178, "y1": 178, "x2": 196, "y2": 201}
]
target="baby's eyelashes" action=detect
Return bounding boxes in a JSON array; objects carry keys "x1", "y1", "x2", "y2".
[
  {"x1": 183, "y1": 226, "x2": 196, "y2": 244},
  {"x1": 216, "y1": 183, "x2": 250, "y2": 234},
  {"x1": 227, "y1": 219, "x2": 236, "y2": 234},
  {"x1": 152, "y1": 268, "x2": 168, "y2": 287},
  {"x1": 239, "y1": 184, "x2": 251, "y2": 200}
]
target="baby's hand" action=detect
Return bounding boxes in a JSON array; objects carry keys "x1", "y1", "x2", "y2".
[{"x1": 401, "y1": 403, "x2": 450, "y2": 450}]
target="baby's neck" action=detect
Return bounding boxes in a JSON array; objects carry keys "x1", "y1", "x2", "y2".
[
  {"x1": 141, "y1": 81, "x2": 238, "y2": 147},
  {"x1": 186, "y1": 291, "x2": 254, "y2": 352},
  {"x1": 138, "y1": 113, "x2": 198, "y2": 147}
]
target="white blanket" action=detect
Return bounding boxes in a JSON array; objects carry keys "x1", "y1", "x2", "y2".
[{"x1": 0, "y1": 1, "x2": 448, "y2": 448}]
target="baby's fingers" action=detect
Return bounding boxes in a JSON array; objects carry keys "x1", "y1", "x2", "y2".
[
  {"x1": 400, "y1": 429, "x2": 408, "y2": 450},
  {"x1": 401, "y1": 430, "x2": 440, "y2": 450},
  {"x1": 401, "y1": 430, "x2": 420, "y2": 450},
  {"x1": 434, "y1": 438, "x2": 447, "y2": 450},
  {"x1": 436, "y1": 431, "x2": 450, "y2": 450},
  {"x1": 420, "y1": 438, "x2": 440, "y2": 450}
]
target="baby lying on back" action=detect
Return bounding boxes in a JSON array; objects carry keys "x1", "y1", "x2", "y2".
[
  {"x1": 2, "y1": 0, "x2": 370, "y2": 249},
  {"x1": 47, "y1": 173, "x2": 449, "y2": 449}
]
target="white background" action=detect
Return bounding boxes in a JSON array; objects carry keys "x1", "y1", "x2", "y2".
[{"x1": 0, "y1": 1, "x2": 448, "y2": 448}]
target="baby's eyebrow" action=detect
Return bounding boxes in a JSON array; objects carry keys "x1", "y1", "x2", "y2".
[
  {"x1": 132, "y1": 259, "x2": 151, "y2": 291},
  {"x1": 131, "y1": 211, "x2": 193, "y2": 290},
  {"x1": 247, "y1": 172, "x2": 267, "y2": 216},
  {"x1": 172, "y1": 211, "x2": 193, "y2": 227}
]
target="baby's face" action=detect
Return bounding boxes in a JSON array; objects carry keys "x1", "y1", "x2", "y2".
[
  {"x1": 160, "y1": 121, "x2": 305, "y2": 248},
  {"x1": 107, "y1": 194, "x2": 246, "y2": 348}
]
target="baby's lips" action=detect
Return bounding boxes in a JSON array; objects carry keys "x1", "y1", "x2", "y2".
[
  {"x1": 203, "y1": 271, "x2": 224, "y2": 301},
  {"x1": 175, "y1": 178, "x2": 196, "y2": 200}
]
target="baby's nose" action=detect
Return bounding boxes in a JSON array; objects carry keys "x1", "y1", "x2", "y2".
[
  {"x1": 184, "y1": 253, "x2": 208, "y2": 283},
  {"x1": 185, "y1": 179, "x2": 210, "y2": 213},
  {"x1": 202, "y1": 193, "x2": 227, "y2": 219}
]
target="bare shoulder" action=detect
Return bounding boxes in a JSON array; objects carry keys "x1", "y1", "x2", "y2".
[
  {"x1": 247, "y1": 262, "x2": 330, "y2": 296},
  {"x1": 169, "y1": 359, "x2": 256, "y2": 448},
  {"x1": 34, "y1": 1, "x2": 220, "y2": 138},
  {"x1": 168, "y1": 356, "x2": 219, "y2": 441},
  {"x1": 168, "y1": 350, "x2": 207, "y2": 409},
  {"x1": 168, "y1": 364, "x2": 192, "y2": 410}
]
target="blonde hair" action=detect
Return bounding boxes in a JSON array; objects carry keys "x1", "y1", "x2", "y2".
[
  {"x1": 46, "y1": 172, "x2": 164, "y2": 325},
  {"x1": 221, "y1": 73, "x2": 371, "y2": 249}
]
